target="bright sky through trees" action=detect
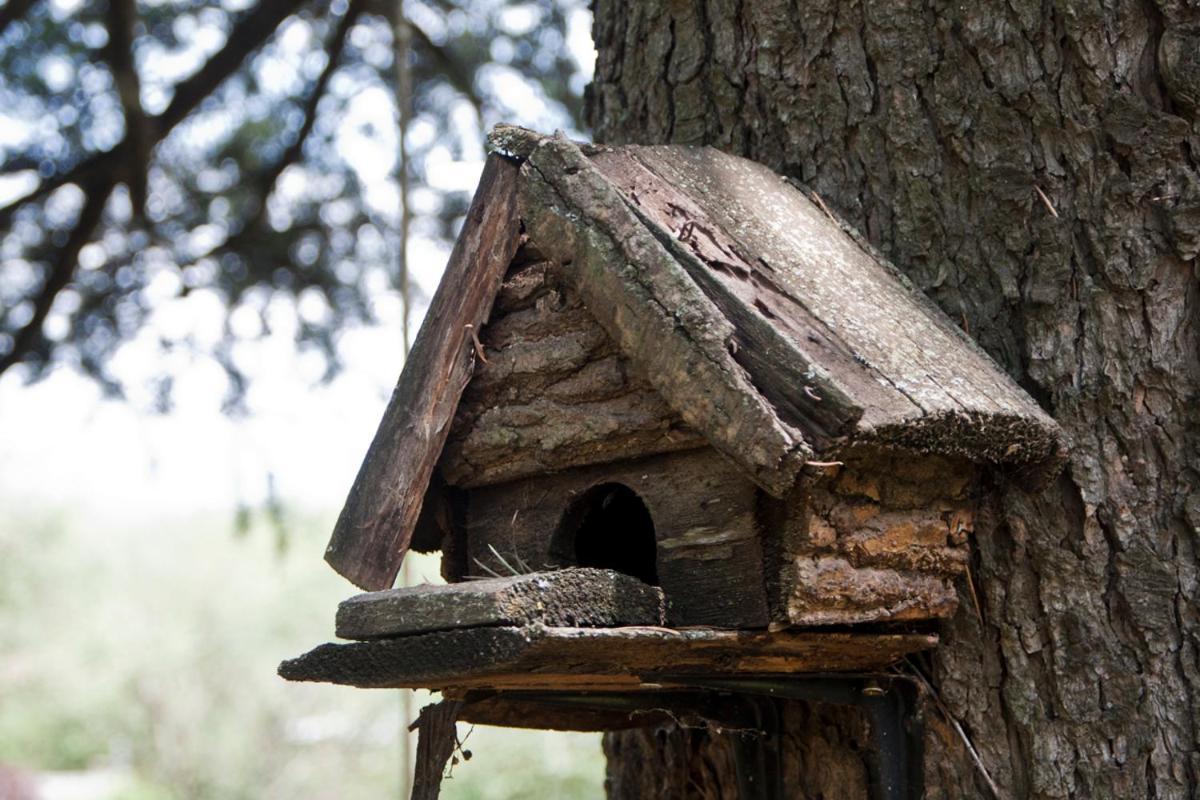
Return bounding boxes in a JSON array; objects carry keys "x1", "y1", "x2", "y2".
[{"x1": 0, "y1": 1, "x2": 596, "y2": 519}]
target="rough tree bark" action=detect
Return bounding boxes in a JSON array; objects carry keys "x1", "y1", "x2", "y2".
[{"x1": 588, "y1": 1, "x2": 1200, "y2": 798}]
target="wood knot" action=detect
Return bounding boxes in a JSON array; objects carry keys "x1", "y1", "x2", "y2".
[{"x1": 1159, "y1": 26, "x2": 1200, "y2": 113}]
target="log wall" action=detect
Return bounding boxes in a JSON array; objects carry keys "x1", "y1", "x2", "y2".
[
  {"x1": 776, "y1": 449, "x2": 976, "y2": 626},
  {"x1": 439, "y1": 253, "x2": 704, "y2": 488}
]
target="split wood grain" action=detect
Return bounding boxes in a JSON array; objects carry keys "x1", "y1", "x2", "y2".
[
  {"x1": 411, "y1": 700, "x2": 462, "y2": 800},
  {"x1": 324, "y1": 154, "x2": 522, "y2": 591}
]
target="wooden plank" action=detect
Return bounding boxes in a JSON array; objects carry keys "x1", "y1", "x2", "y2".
[
  {"x1": 278, "y1": 625, "x2": 938, "y2": 690},
  {"x1": 519, "y1": 137, "x2": 813, "y2": 498},
  {"x1": 324, "y1": 154, "x2": 522, "y2": 590},
  {"x1": 454, "y1": 692, "x2": 680, "y2": 731},
  {"x1": 613, "y1": 145, "x2": 1063, "y2": 468},
  {"x1": 589, "y1": 149, "x2": 877, "y2": 451},
  {"x1": 336, "y1": 568, "x2": 665, "y2": 640},
  {"x1": 411, "y1": 701, "x2": 461, "y2": 800},
  {"x1": 453, "y1": 685, "x2": 870, "y2": 732}
]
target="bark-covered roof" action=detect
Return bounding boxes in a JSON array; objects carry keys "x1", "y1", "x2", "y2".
[{"x1": 324, "y1": 125, "x2": 1065, "y2": 591}]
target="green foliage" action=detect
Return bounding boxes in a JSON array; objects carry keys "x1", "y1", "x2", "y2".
[
  {"x1": 0, "y1": 504, "x2": 604, "y2": 798},
  {"x1": 0, "y1": 0, "x2": 587, "y2": 404}
]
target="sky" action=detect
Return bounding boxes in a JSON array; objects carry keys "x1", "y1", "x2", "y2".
[{"x1": 0, "y1": 3, "x2": 597, "y2": 523}]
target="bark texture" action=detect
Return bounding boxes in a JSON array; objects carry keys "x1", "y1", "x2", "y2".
[
  {"x1": 440, "y1": 255, "x2": 703, "y2": 488},
  {"x1": 783, "y1": 449, "x2": 974, "y2": 627},
  {"x1": 590, "y1": 1, "x2": 1200, "y2": 798}
]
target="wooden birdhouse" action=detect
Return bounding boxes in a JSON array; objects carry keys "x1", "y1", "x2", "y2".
[{"x1": 281, "y1": 126, "x2": 1063, "y2": 742}]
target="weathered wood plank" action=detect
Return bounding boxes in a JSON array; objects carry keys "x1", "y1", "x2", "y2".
[
  {"x1": 785, "y1": 557, "x2": 959, "y2": 626},
  {"x1": 519, "y1": 136, "x2": 813, "y2": 497},
  {"x1": 615, "y1": 144, "x2": 1063, "y2": 468},
  {"x1": 452, "y1": 689, "x2": 757, "y2": 732},
  {"x1": 589, "y1": 149, "x2": 877, "y2": 451},
  {"x1": 454, "y1": 691, "x2": 679, "y2": 731},
  {"x1": 336, "y1": 568, "x2": 665, "y2": 640},
  {"x1": 463, "y1": 448, "x2": 770, "y2": 628},
  {"x1": 278, "y1": 625, "x2": 938, "y2": 690},
  {"x1": 324, "y1": 154, "x2": 522, "y2": 590},
  {"x1": 439, "y1": 258, "x2": 704, "y2": 487}
]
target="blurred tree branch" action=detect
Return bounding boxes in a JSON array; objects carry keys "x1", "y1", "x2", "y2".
[
  {"x1": 0, "y1": 0, "x2": 316, "y2": 379},
  {"x1": 0, "y1": 0, "x2": 312, "y2": 232},
  {"x1": 0, "y1": 0, "x2": 587, "y2": 391},
  {"x1": 406, "y1": 19, "x2": 482, "y2": 120},
  {"x1": 0, "y1": 178, "x2": 114, "y2": 375},
  {"x1": 105, "y1": 0, "x2": 149, "y2": 216},
  {"x1": 217, "y1": 0, "x2": 365, "y2": 258}
]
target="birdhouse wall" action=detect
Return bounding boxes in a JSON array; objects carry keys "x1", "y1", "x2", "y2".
[
  {"x1": 772, "y1": 449, "x2": 977, "y2": 627},
  {"x1": 438, "y1": 252, "x2": 703, "y2": 489},
  {"x1": 458, "y1": 447, "x2": 770, "y2": 628}
]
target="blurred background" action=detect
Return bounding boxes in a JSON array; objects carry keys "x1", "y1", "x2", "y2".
[{"x1": 0, "y1": 0, "x2": 604, "y2": 797}]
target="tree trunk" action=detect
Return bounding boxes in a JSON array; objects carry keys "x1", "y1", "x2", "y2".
[{"x1": 588, "y1": 1, "x2": 1200, "y2": 797}]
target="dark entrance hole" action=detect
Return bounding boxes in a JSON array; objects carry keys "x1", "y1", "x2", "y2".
[{"x1": 553, "y1": 483, "x2": 658, "y2": 585}]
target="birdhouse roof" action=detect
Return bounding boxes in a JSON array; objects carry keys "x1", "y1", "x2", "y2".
[{"x1": 325, "y1": 125, "x2": 1065, "y2": 591}]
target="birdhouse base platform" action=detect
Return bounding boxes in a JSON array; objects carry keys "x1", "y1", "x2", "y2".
[{"x1": 279, "y1": 623, "x2": 936, "y2": 693}]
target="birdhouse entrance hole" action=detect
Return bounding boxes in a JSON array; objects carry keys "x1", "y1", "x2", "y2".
[{"x1": 553, "y1": 483, "x2": 658, "y2": 585}]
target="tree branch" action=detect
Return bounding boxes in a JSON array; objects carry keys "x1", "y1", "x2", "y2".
[
  {"x1": 218, "y1": 0, "x2": 363, "y2": 254},
  {"x1": 0, "y1": 0, "x2": 316, "y2": 376},
  {"x1": 0, "y1": 149, "x2": 114, "y2": 232},
  {"x1": 0, "y1": 178, "x2": 115, "y2": 377},
  {"x1": 407, "y1": 17, "x2": 483, "y2": 119},
  {"x1": 158, "y1": 0, "x2": 315, "y2": 133},
  {"x1": 0, "y1": 0, "x2": 314, "y2": 230},
  {"x1": 104, "y1": 0, "x2": 149, "y2": 215}
]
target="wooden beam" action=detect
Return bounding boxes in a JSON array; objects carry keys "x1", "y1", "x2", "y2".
[
  {"x1": 454, "y1": 692, "x2": 678, "y2": 731},
  {"x1": 278, "y1": 625, "x2": 938, "y2": 690},
  {"x1": 411, "y1": 700, "x2": 462, "y2": 800},
  {"x1": 324, "y1": 154, "x2": 522, "y2": 590},
  {"x1": 336, "y1": 568, "x2": 666, "y2": 639}
]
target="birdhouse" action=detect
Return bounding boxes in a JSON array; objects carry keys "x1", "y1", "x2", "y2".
[{"x1": 281, "y1": 126, "x2": 1063, "y2": 734}]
